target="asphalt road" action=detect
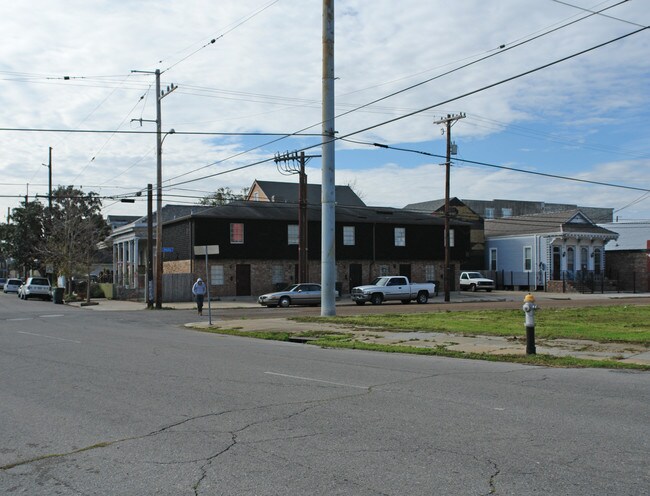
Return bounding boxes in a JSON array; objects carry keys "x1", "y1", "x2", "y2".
[{"x1": 1, "y1": 293, "x2": 648, "y2": 495}]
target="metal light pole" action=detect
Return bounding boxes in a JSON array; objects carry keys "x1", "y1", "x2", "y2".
[{"x1": 321, "y1": 0, "x2": 336, "y2": 316}]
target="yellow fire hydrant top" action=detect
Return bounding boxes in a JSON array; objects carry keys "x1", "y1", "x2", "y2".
[{"x1": 524, "y1": 293, "x2": 536, "y2": 303}]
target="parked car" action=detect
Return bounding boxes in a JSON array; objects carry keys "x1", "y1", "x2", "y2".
[
  {"x1": 18, "y1": 277, "x2": 52, "y2": 300},
  {"x1": 459, "y1": 271, "x2": 494, "y2": 292},
  {"x1": 3, "y1": 278, "x2": 23, "y2": 294},
  {"x1": 258, "y1": 283, "x2": 333, "y2": 308},
  {"x1": 351, "y1": 276, "x2": 436, "y2": 305}
]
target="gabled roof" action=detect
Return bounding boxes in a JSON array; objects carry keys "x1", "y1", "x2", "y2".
[
  {"x1": 248, "y1": 180, "x2": 366, "y2": 207},
  {"x1": 485, "y1": 210, "x2": 618, "y2": 238},
  {"x1": 601, "y1": 222, "x2": 650, "y2": 251}
]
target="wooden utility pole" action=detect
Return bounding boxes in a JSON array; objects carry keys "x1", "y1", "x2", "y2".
[
  {"x1": 274, "y1": 151, "x2": 320, "y2": 283},
  {"x1": 434, "y1": 113, "x2": 465, "y2": 302}
]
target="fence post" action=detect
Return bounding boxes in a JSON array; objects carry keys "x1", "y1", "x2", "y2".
[
  {"x1": 562, "y1": 271, "x2": 566, "y2": 293},
  {"x1": 633, "y1": 271, "x2": 636, "y2": 294}
]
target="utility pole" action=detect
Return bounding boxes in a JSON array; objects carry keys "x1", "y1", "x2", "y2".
[
  {"x1": 274, "y1": 151, "x2": 320, "y2": 283},
  {"x1": 47, "y1": 147, "x2": 52, "y2": 210},
  {"x1": 321, "y1": 0, "x2": 336, "y2": 316},
  {"x1": 131, "y1": 69, "x2": 177, "y2": 309},
  {"x1": 434, "y1": 113, "x2": 465, "y2": 302},
  {"x1": 147, "y1": 183, "x2": 154, "y2": 309}
]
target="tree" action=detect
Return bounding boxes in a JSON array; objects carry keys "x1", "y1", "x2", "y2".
[
  {"x1": 2, "y1": 200, "x2": 47, "y2": 277},
  {"x1": 43, "y1": 186, "x2": 110, "y2": 300},
  {"x1": 200, "y1": 186, "x2": 249, "y2": 206}
]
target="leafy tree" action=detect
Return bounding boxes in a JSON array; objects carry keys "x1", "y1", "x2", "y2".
[
  {"x1": 3, "y1": 200, "x2": 47, "y2": 277},
  {"x1": 200, "y1": 186, "x2": 249, "y2": 206},
  {"x1": 42, "y1": 186, "x2": 110, "y2": 299}
]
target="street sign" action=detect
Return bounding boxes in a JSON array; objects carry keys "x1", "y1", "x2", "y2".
[{"x1": 194, "y1": 245, "x2": 219, "y2": 255}]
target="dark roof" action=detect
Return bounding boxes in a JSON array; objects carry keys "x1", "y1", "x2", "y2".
[
  {"x1": 485, "y1": 210, "x2": 618, "y2": 238},
  {"x1": 252, "y1": 180, "x2": 366, "y2": 207},
  {"x1": 165, "y1": 200, "x2": 466, "y2": 227}
]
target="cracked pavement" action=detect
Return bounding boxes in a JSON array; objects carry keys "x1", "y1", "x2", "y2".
[{"x1": 1, "y1": 297, "x2": 648, "y2": 494}]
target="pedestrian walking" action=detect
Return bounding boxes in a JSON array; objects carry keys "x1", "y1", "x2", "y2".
[{"x1": 192, "y1": 277, "x2": 207, "y2": 315}]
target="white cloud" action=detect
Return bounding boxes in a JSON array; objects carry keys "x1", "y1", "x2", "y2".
[{"x1": 0, "y1": 0, "x2": 648, "y2": 220}]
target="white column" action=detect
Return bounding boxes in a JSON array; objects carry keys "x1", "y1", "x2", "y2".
[
  {"x1": 113, "y1": 243, "x2": 118, "y2": 284},
  {"x1": 133, "y1": 238, "x2": 140, "y2": 289},
  {"x1": 121, "y1": 242, "x2": 127, "y2": 286}
]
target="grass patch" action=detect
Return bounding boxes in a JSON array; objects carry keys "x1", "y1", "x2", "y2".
[
  {"x1": 310, "y1": 337, "x2": 650, "y2": 370},
  {"x1": 297, "y1": 305, "x2": 650, "y2": 345},
  {"x1": 187, "y1": 325, "x2": 650, "y2": 371}
]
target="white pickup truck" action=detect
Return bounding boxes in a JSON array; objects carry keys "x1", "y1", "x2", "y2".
[
  {"x1": 351, "y1": 276, "x2": 436, "y2": 305},
  {"x1": 459, "y1": 271, "x2": 495, "y2": 292}
]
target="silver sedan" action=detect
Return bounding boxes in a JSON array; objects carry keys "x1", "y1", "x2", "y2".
[{"x1": 258, "y1": 283, "x2": 324, "y2": 308}]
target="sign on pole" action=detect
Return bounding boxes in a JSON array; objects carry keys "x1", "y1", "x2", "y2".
[{"x1": 193, "y1": 245, "x2": 219, "y2": 256}]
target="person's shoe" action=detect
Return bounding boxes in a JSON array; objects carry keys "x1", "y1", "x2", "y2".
[{"x1": 199, "y1": 310, "x2": 202, "y2": 316}]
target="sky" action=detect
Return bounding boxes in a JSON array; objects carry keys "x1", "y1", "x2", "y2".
[{"x1": 1, "y1": 0, "x2": 649, "y2": 223}]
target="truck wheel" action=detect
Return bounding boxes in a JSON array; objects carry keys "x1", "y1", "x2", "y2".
[
  {"x1": 416, "y1": 292, "x2": 428, "y2": 304},
  {"x1": 470, "y1": 284, "x2": 476, "y2": 292},
  {"x1": 279, "y1": 296, "x2": 291, "y2": 308},
  {"x1": 401, "y1": 299, "x2": 411, "y2": 304},
  {"x1": 355, "y1": 301, "x2": 366, "y2": 306},
  {"x1": 370, "y1": 293, "x2": 383, "y2": 305}
]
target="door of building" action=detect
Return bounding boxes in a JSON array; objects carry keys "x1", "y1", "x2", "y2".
[
  {"x1": 399, "y1": 264, "x2": 411, "y2": 281},
  {"x1": 349, "y1": 264, "x2": 362, "y2": 293},
  {"x1": 236, "y1": 264, "x2": 251, "y2": 296},
  {"x1": 552, "y1": 246, "x2": 561, "y2": 280}
]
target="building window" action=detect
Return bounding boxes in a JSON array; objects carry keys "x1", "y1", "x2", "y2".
[
  {"x1": 594, "y1": 248, "x2": 602, "y2": 275},
  {"x1": 449, "y1": 229, "x2": 455, "y2": 248},
  {"x1": 272, "y1": 265, "x2": 284, "y2": 284},
  {"x1": 485, "y1": 208, "x2": 495, "y2": 219},
  {"x1": 490, "y1": 248, "x2": 497, "y2": 271},
  {"x1": 210, "y1": 265, "x2": 224, "y2": 285},
  {"x1": 394, "y1": 227, "x2": 406, "y2": 247},
  {"x1": 580, "y1": 247, "x2": 589, "y2": 271},
  {"x1": 253, "y1": 192, "x2": 259, "y2": 201},
  {"x1": 567, "y1": 246, "x2": 575, "y2": 273},
  {"x1": 343, "y1": 226, "x2": 355, "y2": 246},
  {"x1": 524, "y1": 246, "x2": 532, "y2": 272},
  {"x1": 502, "y1": 208, "x2": 513, "y2": 218},
  {"x1": 379, "y1": 265, "x2": 390, "y2": 276},
  {"x1": 287, "y1": 224, "x2": 299, "y2": 245},
  {"x1": 425, "y1": 265, "x2": 436, "y2": 282},
  {"x1": 230, "y1": 223, "x2": 244, "y2": 244}
]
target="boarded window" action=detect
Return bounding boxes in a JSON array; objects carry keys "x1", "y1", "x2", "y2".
[
  {"x1": 210, "y1": 265, "x2": 224, "y2": 285},
  {"x1": 287, "y1": 224, "x2": 299, "y2": 245},
  {"x1": 394, "y1": 227, "x2": 406, "y2": 247},
  {"x1": 272, "y1": 265, "x2": 284, "y2": 284},
  {"x1": 343, "y1": 226, "x2": 355, "y2": 246},
  {"x1": 230, "y1": 223, "x2": 244, "y2": 244}
]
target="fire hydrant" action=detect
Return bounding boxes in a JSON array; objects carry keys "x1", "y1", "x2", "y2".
[{"x1": 522, "y1": 293, "x2": 538, "y2": 355}]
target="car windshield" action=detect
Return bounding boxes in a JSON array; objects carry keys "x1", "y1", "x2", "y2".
[
  {"x1": 282, "y1": 284, "x2": 300, "y2": 292},
  {"x1": 30, "y1": 278, "x2": 50, "y2": 285},
  {"x1": 369, "y1": 277, "x2": 390, "y2": 286},
  {"x1": 467, "y1": 272, "x2": 485, "y2": 278}
]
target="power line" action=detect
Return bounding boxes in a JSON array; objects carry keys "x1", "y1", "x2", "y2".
[{"x1": 340, "y1": 137, "x2": 650, "y2": 194}]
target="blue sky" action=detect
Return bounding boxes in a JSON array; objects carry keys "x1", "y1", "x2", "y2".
[{"x1": 1, "y1": 0, "x2": 649, "y2": 221}]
